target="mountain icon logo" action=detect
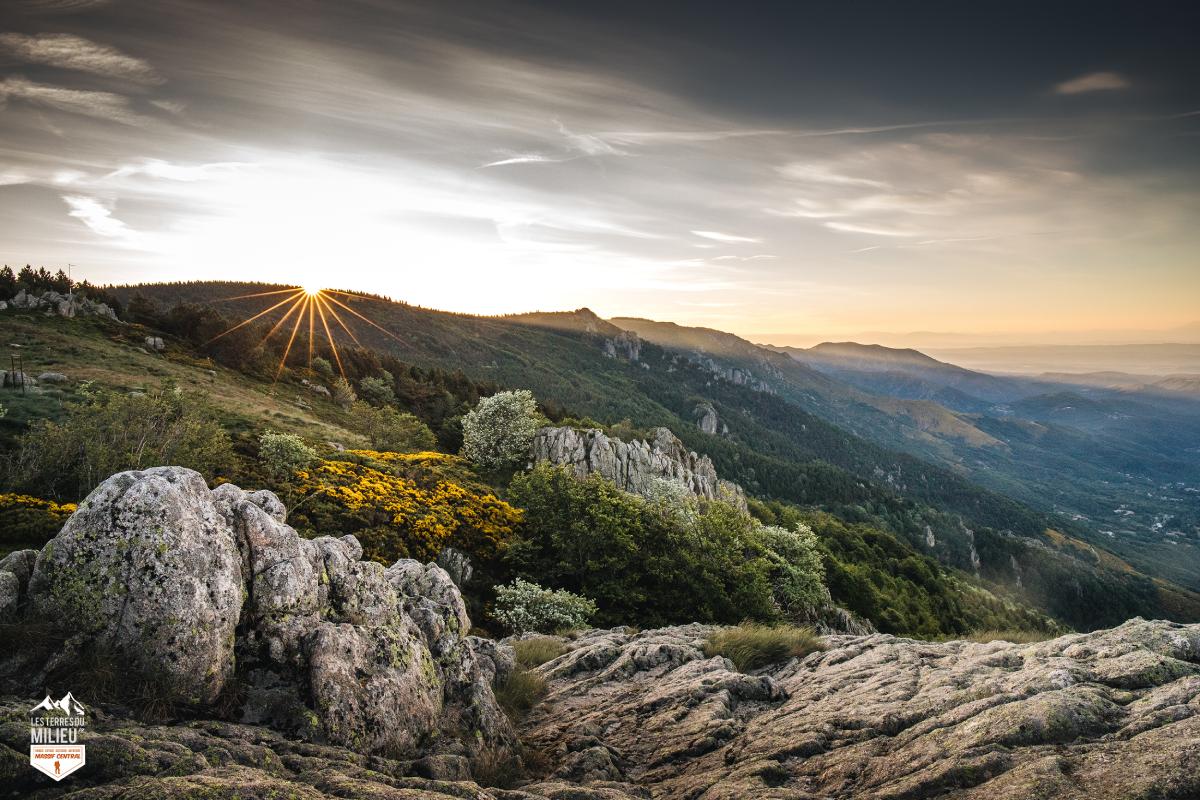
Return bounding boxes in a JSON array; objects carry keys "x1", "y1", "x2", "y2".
[{"x1": 30, "y1": 692, "x2": 86, "y2": 717}]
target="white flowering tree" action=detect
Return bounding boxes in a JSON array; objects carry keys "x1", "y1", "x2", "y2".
[
  {"x1": 753, "y1": 523, "x2": 828, "y2": 613},
  {"x1": 460, "y1": 389, "x2": 541, "y2": 470}
]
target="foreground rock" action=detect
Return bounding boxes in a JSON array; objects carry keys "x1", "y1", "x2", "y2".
[
  {"x1": 532, "y1": 426, "x2": 745, "y2": 509},
  {"x1": 0, "y1": 698, "x2": 646, "y2": 799},
  {"x1": 0, "y1": 467, "x2": 516, "y2": 773},
  {"x1": 520, "y1": 622, "x2": 1200, "y2": 799}
]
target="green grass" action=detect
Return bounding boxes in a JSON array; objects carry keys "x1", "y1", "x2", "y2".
[
  {"x1": 703, "y1": 623, "x2": 825, "y2": 672},
  {"x1": 511, "y1": 636, "x2": 567, "y2": 669}
]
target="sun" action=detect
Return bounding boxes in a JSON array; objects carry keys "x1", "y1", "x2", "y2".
[{"x1": 302, "y1": 285, "x2": 322, "y2": 297}]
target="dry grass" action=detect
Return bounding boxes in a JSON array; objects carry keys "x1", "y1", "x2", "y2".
[
  {"x1": 494, "y1": 668, "x2": 548, "y2": 720},
  {"x1": 964, "y1": 629, "x2": 1059, "y2": 644},
  {"x1": 511, "y1": 636, "x2": 567, "y2": 669},
  {"x1": 704, "y1": 623, "x2": 825, "y2": 672}
]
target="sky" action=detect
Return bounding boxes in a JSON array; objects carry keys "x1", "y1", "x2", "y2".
[{"x1": 1, "y1": 0, "x2": 1198, "y2": 346}]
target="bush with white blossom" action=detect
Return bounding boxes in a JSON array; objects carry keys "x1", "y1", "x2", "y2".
[
  {"x1": 460, "y1": 389, "x2": 542, "y2": 470},
  {"x1": 492, "y1": 578, "x2": 597, "y2": 634}
]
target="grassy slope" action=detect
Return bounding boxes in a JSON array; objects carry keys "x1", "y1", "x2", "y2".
[{"x1": 0, "y1": 313, "x2": 362, "y2": 455}]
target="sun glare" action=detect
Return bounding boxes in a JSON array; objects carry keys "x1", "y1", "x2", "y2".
[{"x1": 205, "y1": 285, "x2": 405, "y2": 385}]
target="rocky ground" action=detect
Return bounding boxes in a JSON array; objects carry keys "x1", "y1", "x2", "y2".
[
  {"x1": 1, "y1": 466, "x2": 1197, "y2": 798},
  {"x1": 522, "y1": 622, "x2": 1200, "y2": 799}
]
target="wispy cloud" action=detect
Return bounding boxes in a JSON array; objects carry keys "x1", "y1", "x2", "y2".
[
  {"x1": 0, "y1": 77, "x2": 149, "y2": 125},
  {"x1": 481, "y1": 153, "x2": 565, "y2": 168},
  {"x1": 0, "y1": 33, "x2": 162, "y2": 85},
  {"x1": 692, "y1": 230, "x2": 761, "y2": 243},
  {"x1": 825, "y1": 221, "x2": 916, "y2": 237},
  {"x1": 62, "y1": 194, "x2": 139, "y2": 241},
  {"x1": 106, "y1": 159, "x2": 250, "y2": 181},
  {"x1": 1055, "y1": 71, "x2": 1130, "y2": 95}
]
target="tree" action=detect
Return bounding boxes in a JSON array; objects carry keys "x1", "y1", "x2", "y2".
[
  {"x1": 0, "y1": 266, "x2": 15, "y2": 299},
  {"x1": 331, "y1": 376, "x2": 357, "y2": 409},
  {"x1": 460, "y1": 389, "x2": 541, "y2": 471},
  {"x1": 358, "y1": 374, "x2": 396, "y2": 407},
  {"x1": 311, "y1": 356, "x2": 334, "y2": 381},
  {"x1": 349, "y1": 401, "x2": 437, "y2": 452}
]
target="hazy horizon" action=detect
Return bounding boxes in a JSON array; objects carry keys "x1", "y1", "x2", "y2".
[{"x1": 3, "y1": 1, "x2": 1199, "y2": 342}]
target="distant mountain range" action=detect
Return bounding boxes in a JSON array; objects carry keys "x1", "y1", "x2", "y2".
[{"x1": 110, "y1": 282, "x2": 1200, "y2": 630}]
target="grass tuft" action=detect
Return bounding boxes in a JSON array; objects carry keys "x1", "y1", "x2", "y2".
[
  {"x1": 494, "y1": 668, "x2": 548, "y2": 720},
  {"x1": 703, "y1": 623, "x2": 825, "y2": 672},
  {"x1": 511, "y1": 636, "x2": 567, "y2": 669},
  {"x1": 964, "y1": 629, "x2": 1059, "y2": 644}
]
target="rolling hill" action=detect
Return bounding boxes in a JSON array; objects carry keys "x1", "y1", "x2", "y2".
[{"x1": 94, "y1": 281, "x2": 1200, "y2": 629}]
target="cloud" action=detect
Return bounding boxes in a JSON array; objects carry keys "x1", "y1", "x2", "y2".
[
  {"x1": 1055, "y1": 71, "x2": 1130, "y2": 95},
  {"x1": 481, "y1": 153, "x2": 565, "y2": 168},
  {"x1": 692, "y1": 230, "x2": 761, "y2": 243},
  {"x1": 0, "y1": 76, "x2": 149, "y2": 125},
  {"x1": 0, "y1": 33, "x2": 162, "y2": 85},
  {"x1": 825, "y1": 221, "x2": 917, "y2": 237},
  {"x1": 107, "y1": 159, "x2": 250, "y2": 181},
  {"x1": 62, "y1": 194, "x2": 138, "y2": 240}
]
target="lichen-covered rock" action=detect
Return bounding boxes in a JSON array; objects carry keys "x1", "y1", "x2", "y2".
[
  {"x1": 28, "y1": 467, "x2": 243, "y2": 705},
  {"x1": 0, "y1": 698, "x2": 644, "y2": 799},
  {"x1": 531, "y1": 426, "x2": 745, "y2": 509},
  {"x1": 518, "y1": 620, "x2": 1200, "y2": 799},
  {"x1": 4, "y1": 466, "x2": 516, "y2": 774}
]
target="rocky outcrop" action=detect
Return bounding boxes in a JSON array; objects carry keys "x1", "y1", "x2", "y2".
[
  {"x1": 531, "y1": 426, "x2": 745, "y2": 508},
  {"x1": 519, "y1": 621, "x2": 1200, "y2": 799},
  {"x1": 603, "y1": 330, "x2": 641, "y2": 362},
  {"x1": 693, "y1": 402, "x2": 728, "y2": 436},
  {"x1": 2, "y1": 288, "x2": 118, "y2": 320},
  {"x1": 0, "y1": 467, "x2": 516, "y2": 773}
]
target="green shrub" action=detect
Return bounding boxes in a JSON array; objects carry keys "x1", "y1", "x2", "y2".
[
  {"x1": 348, "y1": 402, "x2": 436, "y2": 452},
  {"x1": 331, "y1": 376, "x2": 356, "y2": 409},
  {"x1": 703, "y1": 623, "x2": 825, "y2": 672},
  {"x1": 512, "y1": 636, "x2": 568, "y2": 668},
  {"x1": 357, "y1": 373, "x2": 396, "y2": 407},
  {"x1": 753, "y1": 523, "x2": 827, "y2": 614},
  {"x1": 258, "y1": 430, "x2": 316, "y2": 479},
  {"x1": 3, "y1": 385, "x2": 235, "y2": 501},
  {"x1": 461, "y1": 389, "x2": 542, "y2": 471},
  {"x1": 507, "y1": 464, "x2": 787, "y2": 627},
  {"x1": 492, "y1": 578, "x2": 597, "y2": 634}
]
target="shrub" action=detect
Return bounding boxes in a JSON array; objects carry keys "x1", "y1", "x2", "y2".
[
  {"x1": 348, "y1": 402, "x2": 436, "y2": 452},
  {"x1": 357, "y1": 374, "x2": 396, "y2": 407},
  {"x1": 492, "y1": 578, "x2": 597, "y2": 634},
  {"x1": 258, "y1": 431, "x2": 316, "y2": 479},
  {"x1": 0, "y1": 493, "x2": 76, "y2": 550},
  {"x1": 753, "y1": 523, "x2": 827, "y2": 614},
  {"x1": 4, "y1": 385, "x2": 234, "y2": 501},
  {"x1": 507, "y1": 464, "x2": 782, "y2": 627},
  {"x1": 703, "y1": 623, "x2": 825, "y2": 672},
  {"x1": 331, "y1": 376, "x2": 357, "y2": 409},
  {"x1": 311, "y1": 356, "x2": 334, "y2": 381},
  {"x1": 288, "y1": 454, "x2": 521, "y2": 563},
  {"x1": 460, "y1": 389, "x2": 541, "y2": 471},
  {"x1": 512, "y1": 635, "x2": 568, "y2": 668}
]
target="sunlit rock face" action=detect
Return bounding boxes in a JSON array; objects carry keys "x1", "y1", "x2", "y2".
[
  {"x1": 531, "y1": 425, "x2": 746, "y2": 509},
  {"x1": 3, "y1": 466, "x2": 516, "y2": 768},
  {"x1": 517, "y1": 621, "x2": 1200, "y2": 799}
]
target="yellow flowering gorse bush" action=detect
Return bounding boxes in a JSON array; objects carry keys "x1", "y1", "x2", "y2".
[{"x1": 290, "y1": 452, "x2": 521, "y2": 564}]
